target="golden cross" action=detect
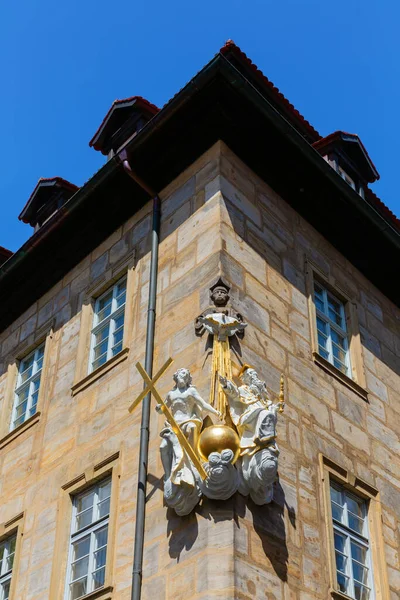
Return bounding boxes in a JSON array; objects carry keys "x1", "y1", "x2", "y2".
[{"x1": 129, "y1": 358, "x2": 208, "y2": 480}]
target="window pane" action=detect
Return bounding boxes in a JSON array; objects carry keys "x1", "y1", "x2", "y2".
[
  {"x1": 347, "y1": 495, "x2": 365, "y2": 534},
  {"x1": 316, "y1": 317, "x2": 328, "y2": 335},
  {"x1": 315, "y1": 295, "x2": 324, "y2": 312},
  {"x1": 113, "y1": 328, "x2": 124, "y2": 347},
  {"x1": 94, "y1": 340, "x2": 109, "y2": 361},
  {"x1": 114, "y1": 313, "x2": 124, "y2": 331},
  {"x1": 20, "y1": 355, "x2": 34, "y2": 382},
  {"x1": 70, "y1": 577, "x2": 87, "y2": 600},
  {"x1": 332, "y1": 343, "x2": 346, "y2": 363},
  {"x1": 354, "y1": 582, "x2": 370, "y2": 600},
  {"x1": 351, "y1": 541, "x2": 367, "y2": 565},
  {"x1": 346, "y1": 495, "x2": 364, "y2": 518},
  {"x1": 337, "y1": 571, "x2": 349, "y2": 594},
  {"x1": 76, "y1": 508, "x2": 93, "y2": 531},
  {"x1": 98, "y1": 480, "x2": 111, "y2": 518},
  {"x1": 8, "y1": 535, "x2": 16, "y2": 558},
  {"x1": 6, "y1": 553, "x2": 15, "y2": 573},
  {"x1": 92, "y1": 355, "x2": 107, "y2": 371},
  {"x1": 334, "y1": 531, "x2": 346, "y2": 554},
  {"x1": 115, "y1": 280, "x2": 127, "y2": 308},
  {"x1": 331, "y1": 502, "x2": 344, "y2": 523},
  {"x1": 93, "y1": 527, "x2": 108, "y2": 570},
  {"x1": 77, "y1": 490, "x2": 95, "y2": 514},
  {"x1": 112, "y1": 342, "x2": 123, "y2": 357},
  {"x1": 97, "y1": 292, "x2": 113, "y2": 323},
  {"x1": 353, "y1": 561, "x2": 369, "y2": 585},
  {"x1": 1, "y1": 580, "x2": 11, "y2": 600},
  {"x1": 318, "y1": 347, "x2": 329, "y2": 360},
  {"x1": 94, "y1": 325, "x2": 110, "y2": 345},
  {"x1": 30, "y1": 392, "x2": 39, "y2": 416},
  {"x1": 15, "y1": 386, "x2": 29, "y2": 405},
  {"x1": 333, "y1": 359, "x2": 348, "y2": 374},
  {"x1": 328, "y1": 295, "x2": 344, "y2": 326},
  {"x1": 314, "y1": 282, "x2": 324, "y2": 299},
  {"x1": 318, "y1": 332, "x2": 328, "y2": 349},
  {"x1": 335, "y1": 551, "x2": 347, "y2": 574},
  {"x1": 330, "y1": 484, "x2": 343, "y2": 505},
  {"x1": 32, "y1": 377, "x2": 41, "y2": 392},
  {"x1": 76, "y1": 491, "x2": 95, "y2": 530},
  {"x1": 72, "y1": 536, "x2": 90, "y2": 562},
  {"x1": 71, "y1": 556, "x2": 89, "y2": 582},
  {"x1": 15, "y1": 400, "x2": 28, "y2": 420},
  {"x1": 93, "y1": 567, "x2": 106, "y2": 590},
  {"x1": 99, "y1": 479, "x2": 111, "y2": 501},
  {"x1": 331, "y1": 329, "x2": 345, "y2": 348},
  {"x1": 13, "y1": 414, "x2": 26, "y2": 429}
]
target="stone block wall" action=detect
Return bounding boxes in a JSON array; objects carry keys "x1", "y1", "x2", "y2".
[{"x1": 0, "y1": 141, "x2": 398, "y2": 599}]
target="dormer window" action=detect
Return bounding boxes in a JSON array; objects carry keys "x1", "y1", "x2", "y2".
[
  {"x1": 337, "y1": 166, "x2": 356, "y2": 190},
  {"x1": 313, "y1": 131, "x2": 379, "y2": 202}
]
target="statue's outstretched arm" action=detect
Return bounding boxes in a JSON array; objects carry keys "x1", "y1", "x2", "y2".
[
  {"x1": 156, "y1": 392, "x2": 170, "y2": 413},
  {"x1": 219, "y1": 376, "x2": 239, "y2": 400},
  {"x1": 191, "y1": 387, "x2": 220, "y2": 417}
]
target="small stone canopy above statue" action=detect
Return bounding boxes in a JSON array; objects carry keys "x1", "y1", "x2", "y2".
[{"x1": 195, "y1": 278, "x2": 246, "y2": 341}]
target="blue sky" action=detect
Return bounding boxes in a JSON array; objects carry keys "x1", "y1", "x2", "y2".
[{"x1": 1, "y1": 0, "x2": 399, "y2": 252}]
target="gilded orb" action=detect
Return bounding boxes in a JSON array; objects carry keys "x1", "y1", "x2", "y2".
[{"x1": 198, "y1": 424, "x2": 241, "y2": 464}]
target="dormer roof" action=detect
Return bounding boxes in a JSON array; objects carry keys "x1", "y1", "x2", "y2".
[
  {"x1": 89, "y1": 96, "x2": 159, "y2": 155},
  {"x1": 19, "y1": 177, "x2": 79, "y2": 227},
  {"x1": 0, "y1": 246, "x2": 13, "y2": 266},
  {"x1": 313, "y1": 131, "x2": 380, "y2": 183}
]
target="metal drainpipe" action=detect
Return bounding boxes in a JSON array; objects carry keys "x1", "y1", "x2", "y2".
[{"x1": 119, "y1": 150, "x2": 160, "y2": 600}]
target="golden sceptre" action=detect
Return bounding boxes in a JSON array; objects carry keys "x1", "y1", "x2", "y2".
[{"x1": 279, "y1": 374, "x2": 285, "y2": 413}]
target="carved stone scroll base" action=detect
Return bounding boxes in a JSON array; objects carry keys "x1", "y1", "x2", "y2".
[
  {"x1": 160, "y1": 428, "x2": 279, "y2": 514},
  {"x1": 199, "y1": 450, "x2": 240, "y2": 500},
  {"x1": 237, "y1": 445, "x2": 279, "y2": 505}
]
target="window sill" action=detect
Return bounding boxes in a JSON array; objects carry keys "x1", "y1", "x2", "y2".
[
  {"x1": 71, "y1": 348, "x2": 129, "y2": 396},
  {"x1": 313, "y1": 352, "x2": 368, "y2": 401},
  {"x1": 0, "y1": 412, "x2": 41, "y2": 450},
  {"x1": 330, "y1": 588, "x2": 354, "y2": 600},
  {"x1": 77, "y1": 586, "x2": 113, "y2": 600}
]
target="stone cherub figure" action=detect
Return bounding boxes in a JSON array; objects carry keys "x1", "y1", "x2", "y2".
[
  {"x1": 195, "y1": 278, "x2": 246, "y2": 342},
  {"x1": 219, "y1": 365, "x2": 284, "y2": 504}
]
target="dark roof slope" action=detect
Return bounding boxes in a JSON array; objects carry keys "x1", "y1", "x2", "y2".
[
  {"x1": 0, "y1": 246, "x2": 13, "y2": 266},
  {"x1": 220, "y1": 40, "x2": 321, "y2": 143}
]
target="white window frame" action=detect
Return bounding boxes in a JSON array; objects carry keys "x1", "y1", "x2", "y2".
[
  {"x1": 11, "y1": 343, "x2": 45, "y2": 431},
  {"x1": 314, "y1": 281, "x2": 352, "y2": 377},
  {"x1": 330, "y1": 481, "x2": 375, "y2": 599},
  {"x1": 0, "y1": 533, "x2": 16, "y2": 600},
  {"x1": 65, "y1": 478, "x2": 111, "y2": 600},
  {"x1": 89, "y1": 276, "x2": 127, "y2": 373}
]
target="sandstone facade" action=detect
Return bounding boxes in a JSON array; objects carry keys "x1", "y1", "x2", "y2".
[{"x1": 0, "y1": 141, "x2": 399, "y2": 599}]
